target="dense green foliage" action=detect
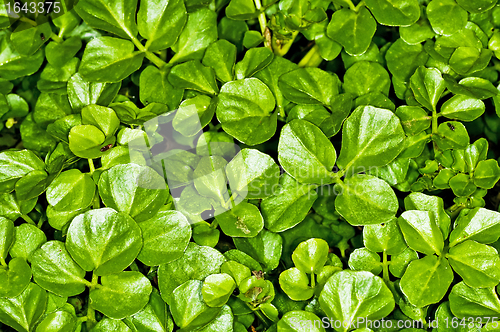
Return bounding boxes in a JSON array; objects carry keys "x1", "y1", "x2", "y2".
[{"x1": 3, "y1": 0, "x2": 500, "y2": 331}]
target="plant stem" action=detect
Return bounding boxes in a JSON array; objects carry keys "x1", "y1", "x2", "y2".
[
  {"x1": 272, "y1": 30, "x2": 299, "y2": 56},
  {"x1": 20, "y1": 17, "x2": 37, "y2": 26},
  {"x1": 355, "y1": 0, "x2": 365, "y2": 11},
  {"x1": 431, "y1": 109, "x2": 438, "y2": 134},
  {"x1": 254, "y1": 0, "x2": 272, "y2": 50},
  {"x1": 37, "y1": 218, "x2": 44, "y2": 229},
  {"x1": 58, "y1": 27, "x2": 65, "y2": 39},
  {"x1": 0, "y1": 258, "x2": 7, "y2": 267},
  {"x1": 382, "y1": 250, "x2": 390, "y2": 283},
  {"x1": 298, "y1": 44, "x2": 323, "y2": 68},
  {"x1": 21, "y1": 214, "x2": 36, "y2": 226},
  {"x1": 86, "y1": 305, "x2": 97, "y2": 331},
  {"x1": 310, "y1": 273, "x2": 316, "y2": 288},
  {"x1": 254, "y1": 308, "x2": 270, "y2": 328},
  {"x1": 88, "y1": 159, "x2": 95, "y2": 175},
  {"x1": 130, "y1": 261, "x2": 140, "y2": 272},
  {"x1": 50, "y1": 33, "x2": 63, "y2": 44},
  {"x1": 130, "y1": 36, "x2": 167, "y2": 68}
]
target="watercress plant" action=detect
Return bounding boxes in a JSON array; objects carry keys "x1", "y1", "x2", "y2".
[{"x1": 2, "y1": 0, "x2": 500, "y2": 331}]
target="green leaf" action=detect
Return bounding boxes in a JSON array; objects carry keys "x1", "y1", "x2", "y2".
[
  {"x1": 444, "y1": 76, "x2": 499, "y2": 100},
  {"x1": 0, "y1": 149, "x2": 45, "y2": 194},
  {"x1": 433, "y1": 121, "x2": 470, "y2": 150},
  {"x1": 235, "y1": 47, "x2": 273, "y2": 80},
  {"x1": 196, "y1": 304, "x2": 234, "y2": 332},
  {"x1": 403, "y1": 192, "x2": 451, "y2": 241},
  {"x1": 98, "y1": 164, "x2": 169, "y2": 222},
  {"x1": 449, "y1": 47, "x2": 492, "y2": 76},
  {"x1": 473, "y1": 159, "x2": 500, "y2": 189},
  {"x1": 261, "y1": 174, "x2": 318, "y2": 232},
  {"x1": 440, "y1": 95, "x2": 485, "y2": 121},
  {"x1": 363, "y1": 219, "x2": 407, "y2": 255},
  {"x1": 409, "y1": 66, "x2": 446, "y2": 111},
  {"x1": 168, "y1": 60, "x2": 219, "y2": 96},
  {"x1": 75, "y1": 0, "x2": 139, "y2": 39},
  {"x1": 226, "y1": 0, "x2": 258, "y2": 19},
  {"x1": 319, "y1": 270, "x2": 395, "y2": 332},
  {"x1": 139, "y1": 66, "x2": 184, "y2": 110},
  {"x1": 337, "y1": 106, "x2": 405, "y2": 175},
  {"x1": 66, "y1": 208, "x2": 142, "y2": 276},
  {"x1": 278, "y1": 119, "x2": 336, "y2": 184},
  {"x1": 158, "y1": 243, "x2": 226, "y2": 304},
  {"x1": 31, "y1": 241, "x2": 88, "y2": 297},
  {"x1": 0, "y1": 217, "x2": 13, "y2": 262},
  {"x1": 390, "y1": 247, "x2": 419, "y2": 278},
  {"x1": 8, "y1": 224, "x2": 46, "y2": 262},
  {"x1": 343, "y1": 61, "x2": 390, "y2": 97},
  {"x1": 137, "y1": 0, "x2": 187, "y2": 52},
  {"x1": 398, "y1": 210, "x2": 444, "y2": 255},
  {"x1": 426, "y1": 0, "x2": 468, "y2": 36},
  {"x1": 202, "y1": 40, "x2": 237, "y2": 83},
  {"x1": 173, "y1": 95, "x2": 215, "y2": 136},
  {"x1": 348, "y1": 248, "x2": 383, "y2": 275},
  {"x1": 137, "y1": 210, "x2": 191, "y2": 266},
  {"x1": 35, "y1": 309, "x2": 77, "y2": 332},
  {"x1": 449, "y1": 282, "x2": 500, "y2": 318},
  {"x1": 335, "y1": 174, "x2": 399, "y2": 226},
  {"x1": 68, "y1": 124, "x2": 113, "y2": 159},
  {"x1": 0, "y1": 283, "x2": 47, "y2": 332},
  {"x1": 91, "y1": 318, "x2": 132, "y2": 332},
  {"x1": 14, "y1": 169, "x2": 48, "y2": 202},
  {"x1": 67, "y1": 73, "x2": 121, "y2": 113},
  {"x1": 365, "y1": 0, "x2": 420, "y2": 26},
  {"x1": 46, "y1": 169, "x2": 95, "y2": 211},
  {"x1": 82, "y1": 105, "x2": 120, "y2": 137},
  {"x1": 169, "y1": 280, "x2": 221, "y2": 330},
  {"x1": 278, "y1": 311, "x2": 325, "y2": 332},
  {"x1": 202, "y1": 273, "x2": 236, "y2": 307},
  {"x1": 456, "y1": 0, "x2": 497, "y2": 13},
  {"x1": 278, "y1": 67, "x2": 340, "y2": 105},
  {"x1": 33, "y1": 93, "x2": 72, "y2": 129},
  {"x1": 400, "y1": 17, "x2": 436, "y2": 45},
  {"x1": 111, "y1": 101, "x2": 168, "y2": 126},
  {"x1": 226, "y1": 149, "x2": 280, "y2": 199},
  {"x1": 449, "y1": 173, "x2": 477, "y2": 197},
  {"x1": 0, "y1": 257, "x2": 31, "y2": 298},
  {"x1": 386, "y1": 39, "x2": 429, "y2": 82},
  {"x1": 279, "y1": 268, "x2": 315, "y2": 301},
  {"x1": 170, "y1": 8, "x2": 218, "y2": 64},
  {"x1": 233, "y1": 229, "x2": 282, "y2": 272},
  {"x1": 215, "y1": 201, "x2": 264, "y2": 237},
  {"x1": 292, "y1": 238, "x2": 329, "y2": 274},
  {"x1": 10, "y1": 22, "x2": 52, "y2": 57},
  {"x1": 449, "y1": 207, "x2": 500, "y2": 247},
  {"x1": 45, "y1": 37, "x2": 82, "y2": 67},
  {"x1": 80, "y1": 37, "x2": 145, "y2": 83},
  {"x1": 89, "y1": 271, "x2": 152, "y2": 319},
  {"x1": 129, "y1": 288, "x2": 174, "y2": 332},
  {"x1": 327, "y1": 7, "x2": 377, "y2": 55},
  {"x1": 0, "y1": 34, "x2": 45, "y2": 80},
  {"x1": 400, "y1": 255, "x2": 454, "y2": 307},
  {"x1": 447, "y1": 240, "x2": 500, "y2": 288},
  {"x1": 217, "y1": 78, "x2": 277, "y2": 145}
]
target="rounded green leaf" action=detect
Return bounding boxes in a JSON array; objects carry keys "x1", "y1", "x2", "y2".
[
  {"x1": 89, "y1": 271, "x2": 152, "y2": 319},
  {"x1": 348, "y1": 248, "x2": 382, "y2": 275},
  {"x1": 335, "y1": 174, "x2": 399, "y2": 226},
  {"x1": 31, "y1": 241, "x2": 88, "y2": 297},
  {"x1": 278, "y1": 311, "x2": 325, "y2": 332},
  {"x1": 449, "y1": 282, "x2": 500, "y2": 318},
  {"x1": 279, "y1": 268, "x2": 315, "y2": 301},
  {"x1": 337, "y1": 106, "x2": 405, "y2": 175},
  {"x1": 343, "y1": 61, "x2": 390, "y2": 97},
  {"x1": 389, "y1": 247, "x2": 419, "y2": 278},
  {"x1": 215, "y1": 201, "x2": 264, "y2": 237},
  {"x1": 137, "y1": 210, "x2": 191, "y2": 266},
  {"x1": 0, "y1": 149, "x2": 45, "y2": 194},
  {"x1": 447, "y1": 240, "x2": 500, "y2": 288},
  {"x1": 98, "y1": 164, "x2": 170, "y2": 222},
  {"x1": 233, "y1": 229, "x2": 282, "y2": 272},
  {"x1": 91, "y1": 318, "x2": 132, "y2": 332},
  {"x1": 9, "y1": 224, "x2": 46, "y2": 262},
  {"x1": 0, "y1": 257, "x2": 31, "y2": 298},
  {"x1": 35, "y1": 309, "x2": 77, "y2": 332},
  {"x1": 79, "y1": 37, "x2": 145, "y2": 83},
  {"x1": 327, "y1": 7, "x2": 377, "y2": 56},
  {"x1": 68, "y1": 124, "x2": 108, "y2": 159},
  {"x1": 398, "y1": 210, "x2": 444, "y2": 255},
  {"x1": 292, "y1": 238, "x2": 329, "y2": 274},
  {"x1": 46, "y1": 169, "x2": 95, "y2": 211},
  {"x1": 400, "y1": 255, "x2": 454, "y2": 307},
  {"x1": 216, "y1": 78, "x2": 277, "y2": 145},
  {"x1": 278, "y1": 119, "x2": 336, "y2": 184},
  {"x1": 81, "y1": 105, "x2": 120, "y2": 137},
  {"x1": 226, "y1": 149, "x2": 280, "y2": 199},
  {"x1": 365, "y1": 0, "x2": 420, "y2": 26},
  {"x1": 0, "y1": 283, "x2": 47, "y2": 332},
  {"x1": 129, "y1": 288, "x2": 174, "y2": 332},
  {"x1": 363, "y1": 219, "x2": 407, "y2": 255},
  {"x1": 202, "y1": 273, "x2": 236, "y2": 307},
  {"x1": 319, "y1": 270, "x2": 395, "y2": 332},
  {"x1": 386, "y1": 39, "x2": 429, "y2": 82},
  {"x1": 409, "y1": 66, "x2": 446, "y2": 112},
  {"x1": 433, "y1": 121, "x2": 470, "y2": 150},
  {"x1": 441, "y1": 95, "x2": 485, "y2": 122},
  {"x1": 473, "y1": 159, "x2": 500, "y2": 189},
  {"x1": 426, "y1": 0, "x2": 468, "y2": 36},
  {"x1": 66, "y1": 208, "x2": 143, "y2": 276},
  {"x1": 456, "y1": 0, "x2": 497, "y2": 13},
  {"x1": 158, "y1": 243, "x2": 226, "y2": 304},
  {"x1": 278, "y1": 68, "x2": 340, "y2": 105},
  {"x1": 168, "y1": 61, "x2": 219, "y2": 96}
]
